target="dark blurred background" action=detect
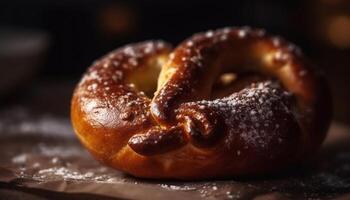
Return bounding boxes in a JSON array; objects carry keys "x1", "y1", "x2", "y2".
[{"x1": 0, "y1": 0, "x2": 349, "y2": 123}]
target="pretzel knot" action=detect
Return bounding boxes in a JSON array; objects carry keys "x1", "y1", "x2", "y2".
[{"x1": 71, "y1": 27, "x2": 331, "y2": 179}]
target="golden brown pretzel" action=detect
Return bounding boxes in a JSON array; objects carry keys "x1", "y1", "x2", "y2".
[{"x1": 71, "y1": 27, "x2": 331, "y2": 180}]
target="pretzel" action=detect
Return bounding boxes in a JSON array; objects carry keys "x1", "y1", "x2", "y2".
[{"x1": 71, "y1": 27, "x2": 331, "y2": 179}]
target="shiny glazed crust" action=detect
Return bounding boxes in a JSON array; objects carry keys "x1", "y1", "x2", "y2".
[{"x1": 71, "y1": 27, "x2": 331, "y2": 180}]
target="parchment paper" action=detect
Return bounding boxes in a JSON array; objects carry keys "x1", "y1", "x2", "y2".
[{"x1": 0, "y1": 107, "x2": 350, "y2": 200}]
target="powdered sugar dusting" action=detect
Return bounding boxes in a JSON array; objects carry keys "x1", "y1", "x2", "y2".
[{"x1": 185, "y1": 81, "x2": 293, "y2": 151}]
